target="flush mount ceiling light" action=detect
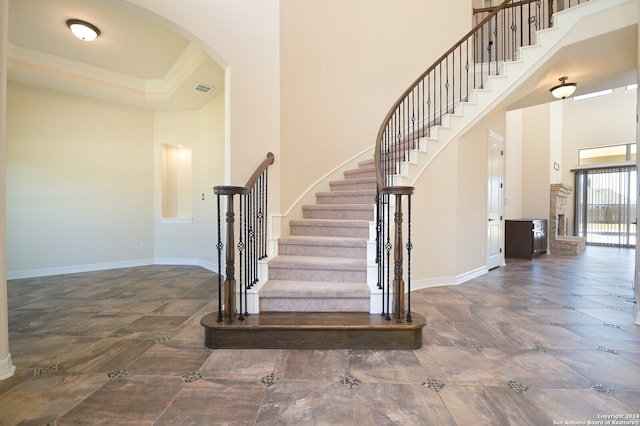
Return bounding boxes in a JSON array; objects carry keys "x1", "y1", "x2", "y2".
[
  {"x1": 66, "y1": 19, "x2": 101, "y2": 42},
  {"x1": 550, "y1": 76, "x2": 578, "y2": 99}
]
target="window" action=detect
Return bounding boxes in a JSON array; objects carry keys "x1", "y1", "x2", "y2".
[
  {"x1": 575, "y1": 166, "x2": 636, "y2": 247},
  {"x1": 578, "y1": 143, "x2": 636, "y2": 166}
]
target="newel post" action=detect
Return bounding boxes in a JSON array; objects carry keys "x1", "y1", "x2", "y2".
[
  {"x1": 380, "y1": 186, "x2": 414, "y2": 323},
  {"x1": 213, "y1": 186, "x2": 245, "y2": 323},
  {"x1": 392, "y1": 193, "x2": 405, "y2": 323},
  {"x1": 223, "y1": 193, "x2": 237, "y2": 323}
]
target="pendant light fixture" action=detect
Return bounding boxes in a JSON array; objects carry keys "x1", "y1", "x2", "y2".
[
  {"x1": 550, "y1": 76, "x2": 578, "y2": 99},
  {"x1": 66, "y1": 19, "x2": 101, "y2": 42}
]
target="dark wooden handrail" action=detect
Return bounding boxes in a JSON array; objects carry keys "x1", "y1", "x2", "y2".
[
  {"x1": 374, "y1": 0, "x2": 589, "y2": 192},
  {"x1": 214, "y1": 152, "x2": 275, "y2": 196},
  {"x1": 373, "y1": 0, "x2": 589, "y2": 325},
  {"x1": 244, "y1": 152, "x2": 275, "y2": 191},
  {"x1": 474, "y1": 0, "x2": 536, "y2": 14},
  {"x1": 374, "y1": 0, "x2": 514, "y2": 192}
]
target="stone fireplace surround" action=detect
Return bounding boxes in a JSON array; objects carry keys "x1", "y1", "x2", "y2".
[{"x1": 549, "y1": 183, "x2": 586, "y2": 255}]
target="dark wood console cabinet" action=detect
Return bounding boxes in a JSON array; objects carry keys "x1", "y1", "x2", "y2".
[{"x1": 505, "y1": 219, "x2": 547, "y2": 259}]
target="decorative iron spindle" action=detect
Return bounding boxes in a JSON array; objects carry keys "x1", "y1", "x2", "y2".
[
  {"x1": 406, "y1": 194, "x2": 413, "y2": 323},
  {"x1": 238, "y1": 193, "x2": 245, "y2": 321},
  {"x1": 213, "y1": 152, "x2": 274, "y2": 323},
  {"x1": 384, "y1": 194, "x2": 391, "y2": 320}
]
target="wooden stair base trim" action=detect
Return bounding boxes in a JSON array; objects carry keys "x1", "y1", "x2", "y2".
[{"x1": 201, "y1": 311, "x2": 426, "y2": 350}]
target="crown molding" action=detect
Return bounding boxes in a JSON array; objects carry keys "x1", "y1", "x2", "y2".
[
  {"x1": 145, "y1": 43, "x2": 206, "y2": 99},
  {"x1": 8, "y1": 41, "x2": 208, "y2": 102}
]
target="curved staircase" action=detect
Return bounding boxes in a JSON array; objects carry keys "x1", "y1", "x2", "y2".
[
  {"x1": 202, "y1": 0, "x2": 635, "y2": 349},
  {"x1": 259, "y1": 159, "x2": 376, "y2": 313}
]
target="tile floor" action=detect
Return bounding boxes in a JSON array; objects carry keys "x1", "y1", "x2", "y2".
[{"x1": 1, "y1": 246, "x2": 639, "y2": 425}]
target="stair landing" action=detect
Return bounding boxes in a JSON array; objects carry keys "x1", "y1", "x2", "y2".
[{"x1": 201, "y1": 311, "x2": 426, "y2": 350}]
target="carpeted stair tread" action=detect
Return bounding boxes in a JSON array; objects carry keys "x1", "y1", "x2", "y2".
[
  {"x1": 264, "y1": 157, "x2": 377, "y2": 312},
  {"x1": 277, "y1": 235, "x2": 367, "y2": 258},
  {"x1": 316, "y1": 189, "x2": 376, "y2": 197},
  {"x1": 302, "y1": 204, "x2": 373, "y2": 211},
  {"x1": 260, "y1": 280, "x2": 370, "y2": 298},
  {"x1": 357, "y1": 159, "x2": 375, "y2": 168},
  {"x1": 268, "y1": 255, "x2": 366, "y2": 271},
  {"x1": 289, "y1": 218, "x2": 370, "y2": 228},
  {"x1": 343, "y1": 168, "x2": 376, "y2": 179},
  {"x1": 278, "y1": 235, "x2": 367, "y2": 248},
  {"x1": 330, "y1": 177, "x2": 376, "y2": 188}
]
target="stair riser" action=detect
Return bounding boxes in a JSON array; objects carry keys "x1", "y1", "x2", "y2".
[
  {"x1": 302, "y1": 208, "x2": 373, "y2": 221},
  {"x1": 344, "y1": 170, "x2": 376, "y2": 180},
  {"x1": 290, "y1": 224, "x2": 369, "y2": 238},
  {"x1": 259, "y1": 298, "x2": 369, "y2": 312},
  {"x1": 268, "y1": 268, "x2": 366, "y2": 282},
  {"x1": 278, "y1": 244, "x2": 366, "y2": 259},
  {"x1": 330, "y1": 181, "x2": 376, "y2": 191},
  {"x1": 316, "y1": 194, "x2": 376, "y2": 205}
]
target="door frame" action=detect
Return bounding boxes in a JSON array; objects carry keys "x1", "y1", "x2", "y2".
[{"x1": 487, "y1": 130, "x2": 505, "y2": 270}]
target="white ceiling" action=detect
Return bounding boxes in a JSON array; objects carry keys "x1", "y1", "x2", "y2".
[
  {"x1": 7, "y1": 0, "x2": 225, "y2": 110},
  {"x1": 6, "y1": 0, "x2": 638, "y2": 112},
  {"x1": 505, "y1": 25, "x2": 638, "y2": 111}
]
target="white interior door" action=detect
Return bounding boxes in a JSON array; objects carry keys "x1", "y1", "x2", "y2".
[{"x1": 487, "y1": 131, "x2": 505, "y2": 269}]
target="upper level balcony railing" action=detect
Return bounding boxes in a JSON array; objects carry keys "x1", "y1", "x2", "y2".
[{"x1": 373, "y1": 0, "x2": 589, "y2": 323}]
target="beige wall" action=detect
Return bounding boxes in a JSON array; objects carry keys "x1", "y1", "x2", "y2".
[
  {"x1": 562, "y1": 87, "x2": 637, "y2": 169},
  {"x1": 6, "y1": 83, "x2": 155, "y2": 275},
  {"x1": 562, "y1": 86, "x2": 637, "y2": 233},
  {"x1": 0, "y1": 0, "x2": 14, "y2": 380},
  {"x1": 153, "y1": 97, "x2": 225, "y2": 265},
  {"x1": 411, "y1": 109, "x2": 505, "y2": 285},
  {"x1": 5, "y1": 0, "x2": 474, "y2": 277},
  {"x1": 6, "y1": 83, "x2": 225, "y2": 275},
  {"x1": 636, "y1": 16, "x2": 639, "y2": 326},
  {"x1": 505, "y1": 109, "x2": 523, "y2": 220},
  {"x1": 412, "y1": 142, "x2": 459, "y2": 282},
  {"x1": 123, "y1": 0, "x2": 281, "y2": 211},
  {"x1": 507, "y1": 87, "x2": 637, "y2": 236},
  {"x1": 279, "y1": 0, "x2": 472, "y2": 212},
  {"x1": 456, "y1": 109, "x2": 506, "y2": 274},
  {"x1": 521, "y1": 103, "x2": 552, "y2": 219}
]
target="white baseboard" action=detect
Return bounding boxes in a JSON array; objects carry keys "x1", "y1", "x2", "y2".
[
  {"x1": 7, "y1": 258, "x2": 220, "y2": 280},
  {"x1": 0, "y1": 353, "x2": 16, "y2": 381},
  {"x1": 154, "y1": 258, "x2": 217, "y2": 272},
  {"x1": 411, "y1": 266, "x2": 488, "y2": 291},
  {"x1": 7, "y1": 259, "x2": 155, "y2": 280}
]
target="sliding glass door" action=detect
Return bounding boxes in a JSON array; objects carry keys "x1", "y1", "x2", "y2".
[{"x1": 575, "y1": 166, "x2": 636, "y2": 247}]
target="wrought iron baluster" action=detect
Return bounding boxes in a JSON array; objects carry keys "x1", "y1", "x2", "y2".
[
  {"x1": 385, "y1": 194, "x2": 391, "y2": 321},
  {"x1": 216, "y1": 193, "x2": 223, "y2": 322},
  {"x1": 238, "y1": 193, "x2": 245, "y2": 321},
  {"x1": 251, "y1": 185, "x2": 257, "y2": 286},
  {"x1": 450, "y1": 53, "x2": 454, "y2": 114},
  {"x1": 439, "y1": 63, "x2": 443, "y2": 123},
  {"x1": 501, "y1": 8, "x2": 506, "y2": 63},
  {"x1": 263, "y1": 170, "x2": 269, "y2": 259},
  {"x1": 406, "y1": 194, "x2": 413, "y2": 323},
  {"x1": 445, "y1": 56, "x2": 450, "y2": 114},
  {"x1": 426, "y1": 74, "x2": 431, "y2": 138},
  {"x1": 528, "y1": 1, "x2": 532, "y2": 44},
  {"x1": 520, "y1": 1, "x2": 524, "y2": 47},
  {"x1": 413, "y1": 88, "x2": 417, "y2": 149},
  {"x1": 494, "y1": 14, "x2": 499, "y2": 74}
]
